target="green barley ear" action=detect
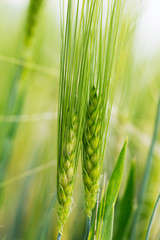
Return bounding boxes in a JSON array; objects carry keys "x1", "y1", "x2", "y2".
[
  {"x1": 83, "y1": 86, "x2": 101, "y2": 218},
  {"x1": 57, "y1": 112, "x2": 78, "y2": 233},
  {"x1": 82, "y1": 0, "x2": 130, "y2": 219},
  {"x1": 24, "y1": 0, "x2": 44, "y2": 47},
  {"x1": 57, "y1": 0, "x2": 98, "y2": 237}
]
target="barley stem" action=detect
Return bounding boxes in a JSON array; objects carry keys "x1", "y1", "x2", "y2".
[
  {"x1": 57, "y1": 233, "x2": 62, "y2": 240},
  {"x1": 145, "y1": 194, "x2": 160, "y2": 240},
  {"x1": 85, "y1": 216, "x2": 91, "y2": 240}
]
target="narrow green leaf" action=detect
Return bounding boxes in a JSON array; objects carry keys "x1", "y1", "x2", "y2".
[
  {"x1": 102, "y1": 138, "x2": 128, "y2": 237},
  {"x1": 104, "y1": 206, "x2": 114, "y2": 240},
  {"x1": 35, "y1": 193, "x2": 57, "y2": 240},
  {"x1": 114, "y1": 160, "x2": 135, "y2": 239},
  {"x1": 6, "y1": 178, "x2": 32, "y2": 240},
  {"x1": 145, "y1": 194, "x2": 160, "y2": 240}
]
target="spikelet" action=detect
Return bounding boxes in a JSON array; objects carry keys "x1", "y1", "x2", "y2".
[
  {"x1": 57, "y1": 112, "x2": 78, "y2": 234},
  {"x1": 25, "y1": 0, "x2": 44, "y2": 46},
  {"x1": 82, "y1": 86, "x2": 101, "y2": 218}
]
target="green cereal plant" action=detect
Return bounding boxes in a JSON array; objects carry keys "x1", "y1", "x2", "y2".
[
  {"x1": 82, "y1": 0, "x2": 128, "y2": 221},
  {"x1": 0, "y1": 0, "x2": 44, "y2": 188},
  {"x1": 57, "y1": 0, "x2": 100, "y2": 238}
]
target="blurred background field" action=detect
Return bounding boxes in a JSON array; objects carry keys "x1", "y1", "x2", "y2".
[{"x1": 0, "y1": 0, "x2": 160, "y2": 239}]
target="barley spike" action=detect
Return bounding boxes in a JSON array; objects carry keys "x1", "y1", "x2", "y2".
[
  {"x1": 25, "y1": 0, "x2": 44, "y2": 46},
  {"x1": 57, "y1": 112, "x2": 78, "y2": 234},
  {"x1": 83, "y1": 86, "x2": 101, "y2": 218}
]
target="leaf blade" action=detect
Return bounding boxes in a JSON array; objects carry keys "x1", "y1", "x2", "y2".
[
  {"x1": 103, "y1": 206, "x2": 114, "y2": 240},
  {"x1": 102, "y1": 138, "x2": 128, "y2": 237},
  {"x1": 114, "y1": 160, "x2": 135, "y2": 239}
]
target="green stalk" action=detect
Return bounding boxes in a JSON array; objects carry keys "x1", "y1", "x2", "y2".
[
  {"x1": 85, "y1": 216, "x2": 91, "y2": 240},
  {"x1": 57, "y1": 233, "x2": 62, "y2": 240},
  {"x1": 145, "y1": 194, "x2": 160, "y2": 240}
]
